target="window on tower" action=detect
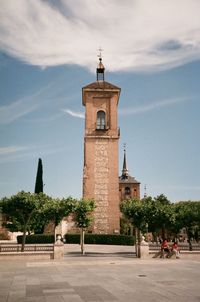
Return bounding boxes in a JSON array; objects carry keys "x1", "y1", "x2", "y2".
[
  {"x1": 96, "y1": 110, "x2": 106, "y2": 130},
  {"x1": 125, "y1": 187, "x2": 131, "y2": 195}
]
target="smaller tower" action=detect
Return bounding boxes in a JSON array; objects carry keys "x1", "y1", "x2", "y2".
[{"x1": 119, "y1": 145, "x2": 140, "y2": 201}]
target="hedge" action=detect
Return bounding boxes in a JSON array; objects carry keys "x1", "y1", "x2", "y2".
[
  {"x1": 17, "y1": 234, "x2": 54, "y2": 244},
  {"x1": 64, "y1": 233, "x2": 135, "y2": 245}
]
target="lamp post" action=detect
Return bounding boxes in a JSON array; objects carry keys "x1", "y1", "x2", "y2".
[{"x1": 146, "y1": 223, "x2": 148, "y2": 242}]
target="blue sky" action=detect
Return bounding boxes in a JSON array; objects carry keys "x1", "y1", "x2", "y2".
[{"x1": 0, "y1": 0, "x2": 200, "y2": 202}]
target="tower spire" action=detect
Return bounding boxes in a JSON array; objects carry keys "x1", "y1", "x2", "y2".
[
  {"x1": 121, "y1": 143, "x2": 129, "y2": 179},
  {"x1": 96, "y1": 47, "x2": 105, "y2": 81}
]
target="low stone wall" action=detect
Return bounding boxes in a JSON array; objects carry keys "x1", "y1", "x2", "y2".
[
  {"x1": 149, "y1": 250, "x2": 200, "y2": 260},
  {"x1": 0, "y1": 242, "x2": 63, "y2": 260},
  {"x1": 178, "y1": 251, "x2": 200, "y2": 259}
]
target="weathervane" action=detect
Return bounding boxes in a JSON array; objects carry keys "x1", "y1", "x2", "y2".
[
  {"x1": 123, "y1": 143, "x2": 126, "y2": 152},
  {"x1": 97, "y1": 47, "x2": 103, "y2": 61}
]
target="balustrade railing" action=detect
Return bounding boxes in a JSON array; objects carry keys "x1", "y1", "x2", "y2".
[
  {"x1": 0, "y1": 243, "x2": 54, "y2": 253},
  {"x1": 148, "y1": 242, "x2": 200, "y2": 251}
]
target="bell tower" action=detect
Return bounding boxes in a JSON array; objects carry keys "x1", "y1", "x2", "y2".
[
  {"x1": 82, "y1": 54, "x2": 121, "y2": 233},
  {"x1": 119, "y1": 145, "x2": 140, "y2": 201}
]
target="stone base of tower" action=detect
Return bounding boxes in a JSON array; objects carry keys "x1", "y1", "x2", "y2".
[{"x1": 92, "y1": 208, "x2": 120, "y2": 234}]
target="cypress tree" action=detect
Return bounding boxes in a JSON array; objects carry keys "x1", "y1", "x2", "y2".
[{"x1": 34, "y1": 158, "x2": 43, "y2": 193}]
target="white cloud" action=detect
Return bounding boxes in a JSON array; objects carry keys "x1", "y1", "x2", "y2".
[
  {"x1": 119, "y1": 96, "x2": 190, "y2": 116},
  {"x1": 0, "y1": 146, "x2": 29, "y2": 155},
  {"x1": 0, "y1": 145, "x2": 35, "y2": 164},
  {"x1": 0, "y1": 81, "x2": 56, "y2": 124},
  {"x1": 62, "y1": 109, "x2": 84, "y2": 119},
  {"x1": 63, "y1": 95, "x2": 193, "y2": 118},
  {"x1": 0, "y1": 98, "x2": 39, "y2": 124},
  {"x1": 0, "y1": 0, "x2": 200, "y2": 72},
  {"x1": 0, "y1": 144, "x2": 65, "y2": 164}
]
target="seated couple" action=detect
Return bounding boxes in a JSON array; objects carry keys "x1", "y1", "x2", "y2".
[{"x1": 161, "y1": 239, "x2": 180, "y2": 259}]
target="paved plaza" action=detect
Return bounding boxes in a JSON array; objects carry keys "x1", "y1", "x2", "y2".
[{"x1": 0, "y1": 245, "x2": 200, "y2": 302}]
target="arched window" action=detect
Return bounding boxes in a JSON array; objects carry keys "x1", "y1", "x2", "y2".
[
  {"x1": 96, "y1": 110, "x2": 106, "y2": 130},
  {"x1": 125, "y1": 187, "x2": 131, "y2": 195}
]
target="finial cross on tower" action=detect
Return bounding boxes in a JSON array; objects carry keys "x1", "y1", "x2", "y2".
[
  {"x1": 97, "y1": 47, "x2": 103, "y2": 60},
  {"x1": 123, "y1": 143, "x2": 126, "y2": 152}
]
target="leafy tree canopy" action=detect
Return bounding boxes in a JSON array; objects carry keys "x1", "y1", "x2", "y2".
[
  {"x1": 173, "y1": 201, "x2": 200, "y2": 235},
  {"x1": 0, "y1": 192, "x2": 77, "y2": 250},
  {"x1": 74, "y1": 199, "x2": 95, "y2": 229},
  {"x1": 120, "y1": 196, "x2": 200, "y2": 241},
  {"x1": 120, "y1": 196, "x2": 175, "y2": 236},
  {"x1": 0, "y1": 191, "x2": 45, "y2": 251}
]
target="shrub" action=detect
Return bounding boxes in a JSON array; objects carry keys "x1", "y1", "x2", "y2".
[
  {"x1": 17, "y1": 234, "x2": 54, "y2": 244},
  {"x1": 64, "y1": 233, "x2": 135, "y2": 245}
]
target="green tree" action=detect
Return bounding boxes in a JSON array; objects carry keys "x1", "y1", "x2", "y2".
[
  {"x1": 40, "y1": 197, "x2": 76, "y2": 241},
  {"x1": 120, "y1": 196, "x2": 200, "y2": 248},
  {"x1": 120, "y1": 196, "x2": 176, "y2": 256},
  {"x1": 147, "y1": 196, "x2": 175, "y2": 239},
  {"x1": 154, "y1": 194, "x2": 170, "y2": 205},
  {"x1": 0, "y1": 191, "x2": 43, "y2": 251},
  {"x1": 173, "y1": 201, "x2": 200, "y2": 246},
  {"x1": 34, "y1": 158, "x2": 43, "y2": 194},
  {"x1": 28, "y1": 193, "x2": 55, "y2": 234},
  {"x1": 0, "y1": 192, "x2": 77, "y2": 250},
  {"x1": 120, "y1": 198, "x2": 145, "y2": 256},
  {"x1": 74, "y1": 199, "x2": 95, "y2": 255}
]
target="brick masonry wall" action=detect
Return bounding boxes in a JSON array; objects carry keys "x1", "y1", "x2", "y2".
[
  {"x1": 94, "y1": 139, "x2": 109, "y2": 233},
  {"x1": 82, "y1": 86, "x2": 121, "y2": 234},
  {"x1": 83, "y1": 137, "x2": 120, "y2": 234}
]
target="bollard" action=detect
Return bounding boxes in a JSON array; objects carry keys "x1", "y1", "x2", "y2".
[
  {"x1": 54, "y1": 236, "x2": 64, "y2": 259},
  {"x1": 139, "y1": 236, "x2": 149, "y2": 259}
]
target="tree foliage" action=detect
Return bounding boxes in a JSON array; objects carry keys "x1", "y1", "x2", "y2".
[
  {"x1": 0, "y1": 192, "x2": 76, "y2": 251},
  {"x1": 154, "y1": 194, "x2": 170, "y2": 205},
  {"x1": 74, "y1": 199, "x2": 95, "y2": 254},
  {"x1": 120, "y1": 198, "x2": 146, "y2": 233},
  {"x1": 120, "y1": 195, "x2": 175, "y2": 241},
  {"x1": 145, "y1": 195, "x2": 175, "y2": 238},
  {"x1": 173, "y1": 201, "x2": 200, "y2": 242},
  {"x1": 74, "y1": 199, "x2": 95, "y2": 229},
  {"x1": 0, "y1": 191, "x2": 43, "y2": 251},
  {"x1": 120, "y1": 195, "x2": 200, "y2": 242},
  {"x1": 39, "y1": 196, "x2": 76, "y2": 238}
]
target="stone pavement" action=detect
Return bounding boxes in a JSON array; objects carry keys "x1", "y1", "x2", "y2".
[{"x1": 0, "y1": 244, "x2": 200, "y2": 302}]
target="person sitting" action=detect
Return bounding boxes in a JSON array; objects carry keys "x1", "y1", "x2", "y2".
[
  {"x1": 160, "y1": 239, "x2": 170, "y2": 258},
  {"x1": 171, "y1": 241, "x2": 180, "y2": 258}
]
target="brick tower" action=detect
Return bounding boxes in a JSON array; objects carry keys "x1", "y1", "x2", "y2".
[{"x1": 82, "y1": 55, "x2": 121, "y2": 234}]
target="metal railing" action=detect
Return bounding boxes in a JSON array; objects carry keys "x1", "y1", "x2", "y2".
[
  {"x1": 0, "y1": 243, "x2": 54, "y2": 253},
  {"x1": 148, "y1": 243, "x2": 200, "y2": 251}
]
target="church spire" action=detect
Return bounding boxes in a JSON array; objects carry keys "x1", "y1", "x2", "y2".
[
  {"x1": 121, "y1": 143, "x2": 129, "y2": 179},
  {"x1": 96, "y1": 47, "x2": 105, "y2": 81}
]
